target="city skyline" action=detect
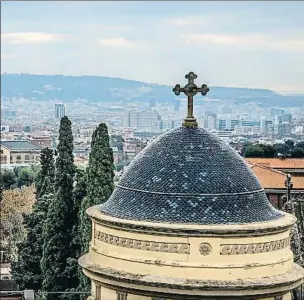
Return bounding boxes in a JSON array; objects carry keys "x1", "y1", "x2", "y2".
[{"x1": 1, "y1": 1, "x2": 304, "y2": 94}]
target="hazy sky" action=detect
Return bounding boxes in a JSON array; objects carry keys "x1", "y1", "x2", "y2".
[{"x1": 1, "y1": 1, "x2": 304, "y2": 93}]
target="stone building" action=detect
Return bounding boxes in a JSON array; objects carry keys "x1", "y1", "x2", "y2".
[
  {"x1": 79, "y1": 73, "x2": 303, "y2": 299},
  {"x1": 79, "y1": 127, "x2": 304, "y2": 299},
  {"x1": 0, "y1": 141, "x2": 42, "y2": 166},
  {"x1": 245, "y1": 158, "x2": 304, "y2": 177},
  {"x1": 248, "y1": 163, "x2": 304, "y2": 209}
]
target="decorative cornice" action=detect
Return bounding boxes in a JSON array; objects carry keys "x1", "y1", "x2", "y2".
[
  {"x1": 87, "y1": 206, "x2": 296, "y2": 237},
  {"x1": 79, "y1": 254, "x2": 304, "y2": 294}
]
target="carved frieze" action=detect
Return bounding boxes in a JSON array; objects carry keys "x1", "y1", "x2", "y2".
[
  {"x1": 220, "y1": 237, "x2": 290, "y2": 255},
  {"x1": 94, "y1": 230, "x2": 190, "y2": 254},
  {"x1": 199, "y1": 243, "x2": 212, "y2": 256}
]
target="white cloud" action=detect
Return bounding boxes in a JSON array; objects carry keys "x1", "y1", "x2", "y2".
[
  {"x1": 182, "y1": 33, "x2": 304, "y2": 52},
  {"x1": 98, "y1": 37, "x2": 133, "y2": 48},
  {"x1": 1, "y1": 32, "x2": 63, "y2": 44}
]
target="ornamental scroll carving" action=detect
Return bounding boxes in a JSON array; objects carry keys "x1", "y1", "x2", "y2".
[
  {"x1": 94, "y1": 230, "x2": 190, "y2": 254},
  {"x1": 220, "y1": 237, "x2": 290, "y2": 255}
]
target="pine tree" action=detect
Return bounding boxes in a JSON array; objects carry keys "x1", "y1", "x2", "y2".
[
  {"x1": 41, "y1": 117, "x2": 77, "y2": 300},
  {"x1": 78, "y1": 123, "x2": 114, "y2": 293},
  {"x1": 11, "y1": 148, "x2": 55, "y2": 290}
]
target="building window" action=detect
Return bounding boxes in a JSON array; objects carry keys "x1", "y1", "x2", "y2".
[
  {"x1": 0, "y1": 150, "x2": 3, "y2": 154},
  {"x1": 16, "y1": 155, "x2": 21, "y2": 160},
  {"x1": 25, "y1": 155, "x2": 30, "y2": 161},
  {"x1": 117, "y1": 291, "x2": 127, "y2": 300},
  {"x1": 0, "y1": 155, "x2": 7, "y2": 164}
]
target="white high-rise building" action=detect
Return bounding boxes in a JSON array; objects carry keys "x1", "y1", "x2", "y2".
[
  {"x1": 55, "y1": 104, "x2": 66, "y2": 119},
  {"x1": 260, "y1": 116, "x2": 266, "y2": 134},
  {"x1": 124, "y1": 110, "x2": 161, "y2": 130}
]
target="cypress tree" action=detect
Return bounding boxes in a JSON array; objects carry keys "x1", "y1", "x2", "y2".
[
  {"x1": 78, "y1": 123, "x2": 114, "y2": 293},
  {"x1": 41, "y1": 117, "x2": 77, "y2": 300},
  {"x1": 36, "y1": 148, "x2": 55, "y2": 197},
  {"x1": 73, "y1": 168, "x2": 88, "y2": 259},
  {"x1": 12, "y1": 148, "x2": 55, "y2": 290}
]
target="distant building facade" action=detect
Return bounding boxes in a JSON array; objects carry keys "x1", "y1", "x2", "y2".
[
  {"x1": 26, "y1": 134, "x2": 52, "y2": 148},
  {"x1": 55, "y1": 104, "x2": 66, "y2": 119},
  {"x1": 1, "y1": 125, "x2": 9, "y2": 133},
  {"x1": 0, "y1": 141, "x2": 43, "y2": 165},
  {"x1": 124, "y1": 110, "x2": 161, "y2": 131}
]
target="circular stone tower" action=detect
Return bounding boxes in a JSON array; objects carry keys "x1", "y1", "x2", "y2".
[{"x1": 79, "y1": 74, "x2": 303, "y2": 300}]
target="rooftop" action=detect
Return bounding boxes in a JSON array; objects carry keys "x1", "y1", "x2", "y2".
[
  {"x1": 245, "y1": 158, "x2": 304, "y2": 169},
  {"x1": 248, "y1": 163, "x2": 304, "y2": 190},
  {"x1": 101, "y1": 127, "x2": 283, "y2": 225},
  {"x1": 1, "y1": 140, "x2": 43, "y2": 151}
]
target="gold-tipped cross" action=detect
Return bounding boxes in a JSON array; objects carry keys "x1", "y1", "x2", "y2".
[{"x1": 173, "y1": 72, "x2": 209, "y2": 128}]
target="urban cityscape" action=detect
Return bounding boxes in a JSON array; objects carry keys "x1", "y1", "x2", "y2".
[{"x1": 1, "y1": 1, "x2": 304, "y2": 300}]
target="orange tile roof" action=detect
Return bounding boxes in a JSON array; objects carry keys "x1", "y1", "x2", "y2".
[
  {"x1": 245, "y1": 158, "x2": 304, "y2": 169},
  {"x1": 247, "y1": 163, "x2": 304, "y2": 189}
]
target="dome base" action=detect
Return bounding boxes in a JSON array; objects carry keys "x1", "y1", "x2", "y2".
[{"x1": 79, "y1": 254, "x2": 303, "y2": 299}]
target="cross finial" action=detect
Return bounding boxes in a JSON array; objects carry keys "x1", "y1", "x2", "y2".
[{"x1": 173, "y1": 72, "x2": 209, "y2": 128}]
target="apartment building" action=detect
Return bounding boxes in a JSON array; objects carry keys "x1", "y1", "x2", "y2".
[{"x1": 0, "y1": 141, "x2": 43, "y2": 166}]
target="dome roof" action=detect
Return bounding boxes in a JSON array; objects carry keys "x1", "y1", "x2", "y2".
[{"x1": 100, "y1": 127, "x2": 284, "y2": 224}]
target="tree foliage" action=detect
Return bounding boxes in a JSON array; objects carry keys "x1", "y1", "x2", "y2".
[
  {"x1": 35, "y1": 148, "x2": 55, "y2": 197},
  {"x1": 244, "y1": 140, "x2": 304, "y2": 158},
  {"x1": 0, "y1": 170, "x2": 16, "y2": 190},
  {"x1": 0, "y1": 185, "x2": 36, "y2": 261},
  {"x1": 244, "y1": 144, "x2": 265, "y2": 158},
  {"x1": 78, "y1": 123, "x2": 114, "y2": 293},
  {"x1": 16, "y1": 168, "x2": 35, "y2": 188},
  {"x1": 1, "y1": 165, "x2": 40, "y2": 190},
  {"x1": 11, "y1": 194, "x2": 54, "y2": 290},
  {"x1": 41, "y1": 116, "x2": 78, "y2": 300},
  {"x1": 12, "y1": 147, "x2": 55, "y2": 291}
]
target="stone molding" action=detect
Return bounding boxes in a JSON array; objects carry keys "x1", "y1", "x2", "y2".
[
  {"x1": 94, "y1": 229, "x2": 190, "y2": 254},
  {"x1": 79, "y1": 254, "x2": 304, "y2": 296},
  {"x1": 88, "y1": 206, "x2": 296, "y2": 237},
  {"x1": 94, "y1": 228, "x2": 290, "y2": 256},
  {"x1": 220, "y1": 237, "x2": 290, "y2": 255}
]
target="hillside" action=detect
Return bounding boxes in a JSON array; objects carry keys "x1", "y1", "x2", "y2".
[{"x1": 1, "y1": 73, "x2": 303, "y2": 107}]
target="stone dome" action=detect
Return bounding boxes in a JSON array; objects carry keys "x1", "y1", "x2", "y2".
[{"x1": 100, "y1": 127, "x2": 284, "y2": 224}]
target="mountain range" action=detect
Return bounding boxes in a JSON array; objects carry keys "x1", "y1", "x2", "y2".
[{"x1": 1, "y1": 73, "x2": 304, "y2": 108}]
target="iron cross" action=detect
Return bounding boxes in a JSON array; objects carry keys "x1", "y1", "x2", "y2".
[{"x1": 173, "y1": 72, "x2": 209, "y2": 128}]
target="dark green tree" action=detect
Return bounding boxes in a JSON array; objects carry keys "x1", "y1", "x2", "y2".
[
  {"x1": 0, "y1": 170, "x2": 16, "y2": 189},
  {"x1": 295, "y1": 141, "x2": 304, "y2": 149},
  {"x1": 290, "y1": 147, "x2": 304, "y2": 158},
  {"x1": 35, "y1": 148, "x2": 55, "y2": 197},
  {"x1": 11, "y1": 193, "x2": 53, "y2": 290},
  {"x1": 273, "y1": 143, "x2": 290, "y2": 156},
  {"x1": 16, "y1": 168, "x2": 35, "y2": 188},
  {"x1": 41, "y1": 116, "x2": 77, "y2": 300},
  {"x1": 73, "y1": 169, "x2": 87, "y2": 257},
  {"x1": 285, "y1": 139, "x2": 295, "y2": 149},
  {"x1": 260, "y1": 145, "x2": 275, "y2": 158},
  {"x1": 11, "y1": 148, "x2": 55, "y2": 290},
  {"x1": 244, "y1": 144, "x2": 264, "y2": 158},
  {"x1": 78, "y1": 123, "x2": 114, "y2": 293}
]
